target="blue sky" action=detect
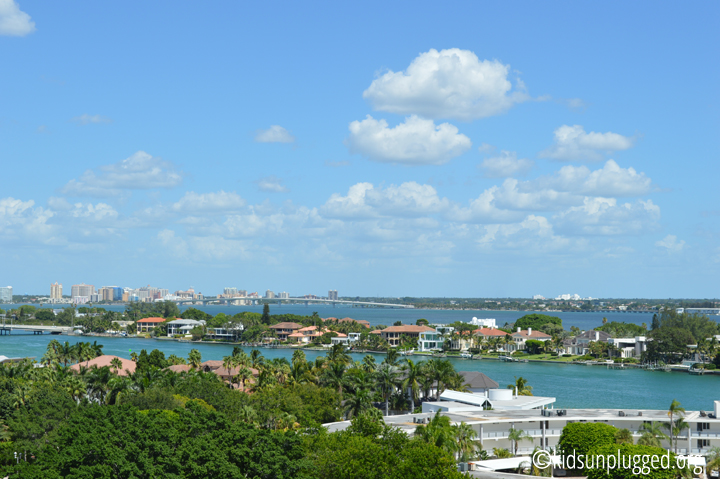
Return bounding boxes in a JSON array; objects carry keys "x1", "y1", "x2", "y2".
[{"x1": 0, "y1": 1, "x2": 718, "y2": 298}]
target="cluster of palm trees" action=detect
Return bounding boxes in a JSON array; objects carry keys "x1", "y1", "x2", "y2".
[
  {"x1": 414, "y1": 411, "x2": 485, "y2": 462},
  {"x1": 41, "y1": 340, "x2": 104, "y2": 366}
]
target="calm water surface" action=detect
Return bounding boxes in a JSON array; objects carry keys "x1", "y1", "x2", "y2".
[{"x1": 1, "y1": 332, "x2": 717, "y2": 412}]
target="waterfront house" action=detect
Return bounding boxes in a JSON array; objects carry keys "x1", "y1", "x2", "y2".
[
  {"x1": 206, "y1": 324, "x2": 244, "y2": 341},
  {"x1": 473, "y1": 327, "x2": 510, "y2": 341},
  {"x1": 166, "y1": 318, "x2": 205, "y2": 337},
  {"x1": 70, "y1": 355, "x2": 136, "y2": 376},
  {"x1": 608, "y1": 336, "x2": 648, "y2": 358},
  {"x1": 269, "y1": 322, "x2": 302, "y2": 341},
  {"x1": 333, "y1": 317, "x2": 371, "y2": 328},
  {"x1": 136, "y1": 317, "x2": 166, "y2": 333},
  {"x1": 458, "y1": 371, "x2": 499, "y2": 394},
  {"x1": 418, "y1": 330, "x2": 443, "y2": 351},
  {"x1": 509, "y1": 327, "x2": 551, "y2": 352},
  {"x1": 380, "y1": 325, "x2": 437, "y2": 348},
  {"x1": 331, "y1": 332, "x2": 361, "y2": 346},
  {"x1": 451, "y1": 331, "x2": 476, "y2": 351}
]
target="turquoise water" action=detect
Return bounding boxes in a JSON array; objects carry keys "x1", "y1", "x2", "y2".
[
  {"x1": 2, "y1": 333, "x2": 717, "y2": 412},
  {"x1": 5, "y1": 303, "x2": 665, "y2": 331}
]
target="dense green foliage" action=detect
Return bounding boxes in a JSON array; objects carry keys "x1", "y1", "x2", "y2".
[
  {"x1": 514, "y1": 313, "x2": 562, "y2": 330},
  {"x1": 585, "y1": 443, "x2": 683, "y2": 479},
  {"x1": 0, "y1": 342, "x2": 473, "y2": 477},
  {"x1": 558, "y1": 422, "x2": 618, "y2": 471},
  {"x1": 595, "y1": 321, "x2": 646, "y2": 337}
]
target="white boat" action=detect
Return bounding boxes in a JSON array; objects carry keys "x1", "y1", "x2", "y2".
[{"x1": 460, "y1": 352, "x2": 472, "y2": 359}]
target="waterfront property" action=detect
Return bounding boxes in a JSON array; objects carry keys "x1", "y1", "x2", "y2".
[
  {"x1": 268, "y1": 322, "x2": 302, "y2": 341},
  {"x1": 331, "y1": 332, "x2": 360, "y2": 346},
  {"x1": 562, "y1": 329, "x2": 612, "y2": 355},
  {"x1": 136, "y1": 317, "x2": 166, "y2": 333},
  {"x1": 508, "y1": 327, "x2": 552, "y2": 352},
  {"x1": 379, "y1": 324, "x2": 437, "y2": 347},
  {"x1": 166, "y1": 318, "x2": 205, "y2": 337}
]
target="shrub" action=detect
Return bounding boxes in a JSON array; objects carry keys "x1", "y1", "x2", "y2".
[
  {"x1": 706, "y1": 364, "x2": 717, "y2": 370},
  {"x1": 562, "y1": 353, "x2": 572, "y2": 357},
  {"x1": 558, "y1": 422, "x2": 617, "y2": 472},
  {"x1": 550, "y1": 352, "x2": 559, "y2": 357},
  {"x1": 586, "y1": 443, "x2": 683, "y2": 479}
]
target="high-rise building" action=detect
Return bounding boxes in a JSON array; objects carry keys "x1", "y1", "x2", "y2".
[
  {"x1": 328, "y1": 290, "x2": 338, "y2": 301},
  {"x1": 0, "y1": 286, "x2": 12, "y2": 302},
  {"x1": 51, "y1": 282, "x2": 63, "y2": 299},
  {"x1": 113, "y1": 287, "x2": 123, "y2": 301},
  {"x1": 224, "y1": 287, "x2": 238, "y2": 297},
  {"x1": 265, "y1": 290, "x2": 275, "y2": 299},
  {"x1": 100, "y1": 287, "x2": 116, "y2": 302},
  {"x1": 71, "y1": 283, "x2": 95, "y2": 300},
  {"x1": 278, "y1": 292, "x2": 289, "y2": 299}
]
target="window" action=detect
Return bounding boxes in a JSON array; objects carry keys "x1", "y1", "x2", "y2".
[
  {"x1": 697, "y1": 422, "x2": 710, "y2": 431},
  {"x1": 698, "y1": 439, "x2": 710, "y2": 448}
]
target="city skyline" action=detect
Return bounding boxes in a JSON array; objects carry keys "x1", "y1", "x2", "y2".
[{"x1": 0, "y1": 2, "x2": 718, "y2": 298}]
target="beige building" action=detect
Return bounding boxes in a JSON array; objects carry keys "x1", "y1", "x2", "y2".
[{"x1": 50, "y1": 282, "x2": 62, "y2": 299}]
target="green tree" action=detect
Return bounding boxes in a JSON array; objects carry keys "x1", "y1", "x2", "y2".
[
  {"x1": 615, "y1": 428, "x2": 633, "y2": 444},
  {"x1": 261, "y1": 303, "x2": 271, "y2": 324},
  {"x1": 187, "y1": 349, "x2": 202, "y2": 369},
  {"x1": 402, "y1": 359, "x2": 423, "y2": 412},
  {"x1": 558, "y1": 422, "x2": 618, "y2": 473},
  {"x1": 666, "y1": 399, "x2": 685, "y2": 454},
  {"x1": 506, "y1": 376, "x2": 533, "y2": 396},
  {"x1": 508, "y1": 427, "x2": 532, "y2": 456}
]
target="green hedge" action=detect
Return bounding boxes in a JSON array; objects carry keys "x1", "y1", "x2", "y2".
[
  {"x1": 585, "y1": 443, "x2": 683, "y2": 479},
  {"x1": 558, "y1": 422, "x2": 617, "y2": 472}
]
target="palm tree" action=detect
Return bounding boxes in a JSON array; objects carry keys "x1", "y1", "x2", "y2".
[
  {"x1": 507, "y1": 376, "x2": 533, "y2": 396},
  {"x1": 327, "y1": 344, "x2": 351, "y2": 365},
  {"x1": 402, "y1": 359, "x2": 422, "y2": 413},
  {"x1": 508, "y1": 427, "x2": 533, "y2": 456},
  {"x1": 58, "y1": 341, "x2": 77, "y2": 366},
  {"x1": 453, "y1": 422, "x2": 481, "y2": 462},
  {"x1": 667, "y1": 399, "x2": 686, "y2": 453},
  {"x1": 706, "y1": 447, "x2": 720, "y2": 476},
  {"x1": 637, "y1": 421, "x2": 669, "y2": 448},
  {"x1": 375, "y1": 363, "x2": 400, "y2": 416},
  {"x1": 234, "y1": 366, "x2": 254, "y2": 391},
  {"x1": 433, "y1": 359, "x2": 455, "y2": 399},
  {"x1": 188, "y1": 349, "x2": 202, "y2": 369},
  {"x1": 250, "y1": 349, "x2": 265, "y2": 369},
  {"x1": 664, "y1": 417, "x2": 689, "y2": 454},
  {"x1": 361, "y1": 355, "x2": 376, "y2": 373},
  {"x1": 615, "y1": 428, "x2": 633, "y2": 444},
  {"x1": 110, "y1": 357, "x2": 123, "y2": 375},
  {"x1": 384, "y1": 348, "x2": 400, "y2": 367},
  {"x1": 415, "y1": 411, "x2": 457, "y2": 455},
  {"x1": 321, "y1": 360, "x2": 346, "y2": 397},
  {"x1": 343, "y1": 388, "x2": 373, "y2": 419}
]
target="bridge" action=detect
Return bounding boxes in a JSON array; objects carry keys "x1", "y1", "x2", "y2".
[
  {"x1": 172, "y1": 297, "x2": 414, "y2": 309},
  {"x1": 0, "y1": 324, "x2": 73, "y2": 335}
]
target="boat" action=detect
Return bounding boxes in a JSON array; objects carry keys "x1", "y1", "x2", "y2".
[
  {"x1": 460, "y1": 352, "x2": 472, "y2": 359},
  {"x1": 399, "y1": 349, "x2": 415, "y2": 356},
  {"x1": 431, "y1": 352, "x2": 446, "y2": 358},
  {"x1": 689, "y1": 368, "x2": 706, "y2": 375}
]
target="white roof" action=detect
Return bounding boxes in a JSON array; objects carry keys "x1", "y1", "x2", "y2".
[
  {"x1": 167, "y1": 318, "x2": 205, "y2": 326},
  {"x1": 470, "y1": 456, "x2": 533, "y2": 471},
  {"x1": 438, "y1": 390, "x2": 556, "y2": 410}
]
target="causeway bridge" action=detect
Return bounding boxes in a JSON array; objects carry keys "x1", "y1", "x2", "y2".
[
  {"x1": 0, "y1": 324, "x2": 73, "y2": 336},
  {"x1": 172, "y1": 297, "x2": 414, "y2": 309}
]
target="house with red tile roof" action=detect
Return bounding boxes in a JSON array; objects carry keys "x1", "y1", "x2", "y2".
[
  {"x1": 70, "y1": 355, "x2": 136, "y2": 376},
  {"x1": 268, "y1": 322, "x2": 302, "y2": 341},
  {"x1": 380, "y1": 324, "x2": 437, "y2": 348},
  {"x1": 136, "y1": 317, "x2": 166, "y2": 333},
  {"x1": 509, "y1": 327, "x2": 552, "y2": 352}
]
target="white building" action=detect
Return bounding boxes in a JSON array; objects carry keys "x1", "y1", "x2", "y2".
[
  {"x1": 265, "y1": 290, "x2": 275, "y2": 299},
  {"x1": 278, "y1": 292, "x2": 289, "y2": 299},
  {"x1": 470, "y1": 317, "x2": 497, "y2": 328},
  {"x1": 50, "y1": 282, "x2": 62, "y2": 300},
  {"x1": 608, "y1": 336, "x2": 649, "y2": 358},
  {"x1": 328, "y1": 290, "x2": 338, "y2": 301},
  {"x1": 532, "y1": 295, "x2": 545, "y2": 300},
  {"x1": 555, "y1": 293, "x2": 581, "y2": 301},
  {"x1": 166, "y1": 319, "x2": 206, "y2": 337},
  {"x1": 0, "y1": 286, "x2": 12, "y2": 302},
  {"x1": 330, "y1": 332, "x2": 361, "y2": 346},
  {"x1": 71, "y1": 283, "x2": 94, "y2": 301}
]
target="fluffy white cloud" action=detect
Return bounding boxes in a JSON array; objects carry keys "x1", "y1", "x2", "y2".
[
  {"x1": 535, "y1": 160, "x2": 651, "y2": 197},
  {"x1": 346, "y1": 115, "x2": 471, "y2": 165},
  {"x1": 540, "y1": 125, "x2": 635, "y2": 161},
  {"x1": 0, "y1": 0, "x2": 35, "y2": 36},
  {"x1": 480, "y1": 150, "x2": 534, "y2": 178},
  {"x1": 70, "y1": 114, "x2": 113, "y2": 125},
  {"x1": 322, "y1": 182, "x2": 450, "y2": 219},
  {"x1": 446, "y1": 188, "x2": 523, "y2": 224},
  {"x1": 363, "y1": 48, "x2": 528, "y2": 120},
  {"x1": 69, "y1": 202, "x2": 119, "y2": 221},
  {"x1": 61, "y1": 151, "x2": 183, "y2": 197},
  {"x1": 477, "y1": 215, "x2": 573, "y2": 253},
  {"x1": 172, "y1": 191, "x2": 246, "y2": 214},
  {"x1": 493, "y1": 179, "x2": 582, "y2": 211},
  {"x1": 0, "y1": 197, "x2": 54, "y2": 242},
  {"x1": 256, "y1": 176, "x2": 289, "y2": 193},
  {"x1": 655, "y1": 234, "x2": 686, "y2": 253},
  {"x1": 254, "y1": 125, "x2": 295, "y2": 143},
  {"x1": 553, "y1": 197, "x2": 660, "y2": 236}
]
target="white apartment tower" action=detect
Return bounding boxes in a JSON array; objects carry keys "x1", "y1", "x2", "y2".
[
  {"x1": 328, "y1": 290, "x2": 338, "y2": 301},
  {"x1": 51, "y1": 282, "x2": 63, "y2": 299},
  {"x1": 265, "y1": 290, "x2": 275, "y2": 299},
  {"x1": 0, "y1": 286, "x2": 12, "y2": 302},
  {"x1": 71, "y1": 283, "x2": 95, "y2": 300}
]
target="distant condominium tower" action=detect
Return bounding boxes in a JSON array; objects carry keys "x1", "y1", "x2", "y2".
[
  {"x1": 278, "y1": 292, "x2": 289, "y2": 299},
  {"x1": 224, "y1": 287, "x2": 238, "y2": 297},
  {"x1": 265, "y1": 290, "x2": 275, "y2": 299},
  {"x1": 71, "y1": 283, "x2": 95, "y2": 300},
  {"x1": 328, "y1": 290, "x2": 338, "y2": 301},
  {"x1": 0, "y1": 286, "x2": 12, "y2": 302},
  {"x1": 51, "y1": 282, "x2": 63, "y2": 299}
]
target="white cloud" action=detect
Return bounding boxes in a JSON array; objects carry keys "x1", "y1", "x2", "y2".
[
  {"x1": 537, "y1": 160, "x2": 651, "y2": 197},
  {"x1": 363, "y1": 48, "x2": 528, "y2": 120},
  {"x1": 553, "y1": 197, "x2": 660, "y2": 236},
  {"x1": 254, "y1": 125, "x2": 295, "y2": 143},
  {"x1": 494, "y1": 179, "x2": 582, "y2": 211},
  {"x1": 480, "y1": 150, "x2": 534, "y2": 178},
  {"x1": 477, "y1": 215, "x2": 572, "y2": 253},
  {"x1": 0, "y1": 0, "x2": 35, "y2": 36},
  {"x1": 446, "y1": 188, "x2": 523, "y2": 224},
  {"x1": 655, "y1": 234, "x2": 686, "y2": 253},
  {"x1": 256, "y1": 176, "x2": 289, "y2": 193},
  {"x1": 157, "y1": 229, "x2": 189, "y2": 257},
  {"x1": 61, "y1": 151, "x2": 183, "y2": 197},
  {"x1": 322, "y1": 182, "x2": 450, "y2": 219},
  {"x1": 172, "y1": 191, "x2": 246, "y2": 214},
  {"x1": 0, "y1": 197, "x2": 54, "y2": 243},
  {"x1": 346, "y1": 115, "x2": 471, "y2": 165},
  {"x1": 70, "y1": 114, "x2": 113, "y2": 125},
  {"x1": 477, "y1": 143, "x2": 496, "y2": 154},
  {"x1": 540, "y1": 125, "x2": 635, "y2": 161},
  {"x1": 69, "y1": 202, "x2": 119, "y2": 221}
]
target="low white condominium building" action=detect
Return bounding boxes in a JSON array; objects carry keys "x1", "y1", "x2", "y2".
[{"x1": 324, "y1": 398, "x2": 720, "y2": 458}]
